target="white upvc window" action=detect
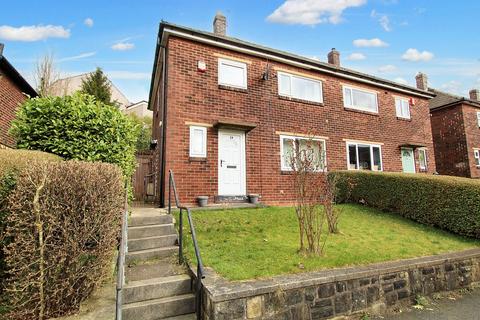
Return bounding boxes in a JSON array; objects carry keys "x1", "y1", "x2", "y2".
[
  {"x1": 189, "y1": 126, "x2": 207, "y2": 157},
  {"x1": 277, "y1": 71, "x2": 323, "y2": 103},
  {"x1": 346, "y1": 142, "x2": 383, "y2": 171},
  {"x1": 280, "y1": 135, "x2": 327, "y2": 171},
  {"x1": 474, "y1": 149, "x2": 480, "y2": 167},
  {"x1": 218, "y1": 58, "x2": 247, "y2": 89},
  {"x1": 395, "y1": 97, "x2": 411, "y2": 119},
  {"x1": 343, "y1": 86, "x2": 378, "y2": 113},
  {"x1": 418, "y1": 148, "x2": 427, "y2": 170},
  {"x1": 476, "y1": 112, "x2": 480, "y2": 127}
]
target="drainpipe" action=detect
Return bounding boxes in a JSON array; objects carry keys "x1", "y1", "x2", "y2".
[{"x1": 159, "y1": 45, "x2": 168, "y2": 207}]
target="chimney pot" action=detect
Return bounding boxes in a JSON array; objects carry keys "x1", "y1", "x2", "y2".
[
  {"x1": 470, "y1": 89, "x2": 479, "y2": 101},
  {"x1": 415, "y1": 72, "x2": 428, "y2": 90},
  {"x1": 327, "y1": 48, "x2": 340, "y2": 67},
  {"x1": 213, "y1": 12, "x2": 227, "y2": 36},
  {"x1": 0, "y1": 43, "x2": 4, "y2": 56}
]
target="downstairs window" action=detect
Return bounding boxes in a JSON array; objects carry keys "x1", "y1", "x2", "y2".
[
  {"x1": 280, "y1": 135, "x2": 326, "y2": 171},
  {"x1": 347, "y1": 142, "x2": 382, "y2": 171}
]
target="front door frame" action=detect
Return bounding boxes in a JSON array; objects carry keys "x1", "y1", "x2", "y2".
[
  {"x1": 401, "y1": 147, "x2": 416, "y2": 173},
  {"x1": 218, "y1": 129, "x2": 247, "y2": 196}
]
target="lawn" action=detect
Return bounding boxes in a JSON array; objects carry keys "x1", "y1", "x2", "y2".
[{"x1": 175, "y1": 204, "x2": 480, "y2": 281}]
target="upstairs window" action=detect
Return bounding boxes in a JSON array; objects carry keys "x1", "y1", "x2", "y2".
[
  {"x1": 218, "y1": 58, "x2": 247, "y2": 89},
  {"x1": 189, "y1": 126, "x2": 207, "y2": 157},
  {"x1": 347, "y1": 142, "x2": 382, "y2": 171},
  {"x1": 418, "y1": 148, "x2": 427, "y2": 170},
  {"x1": 278, "y1": 72, "x2": 323, "y2": 103},
  {"x1": 280, "y1": 135, "x2": 326, "y2": 171},
  {"x1": 395, "y1": 97, "x2": 411, "y2": 119},
  {"x1": 477, "y1": 111, "x2": 480, "y2": 127},
  {"x1": 343, "y1": 86, "x2": 378, "y2": 113},
  {"x1": 474, "y1": 149, "x2": 480, "y2": 166}
]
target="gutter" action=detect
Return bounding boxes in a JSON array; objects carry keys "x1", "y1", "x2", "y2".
[{"x1": 161, "y1": 27, "x2": 434, "y2": 99}]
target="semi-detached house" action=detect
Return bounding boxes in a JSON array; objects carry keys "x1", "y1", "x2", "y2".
[{"x1": 148, "y1": 14, "x2": 436, "y2": 206}]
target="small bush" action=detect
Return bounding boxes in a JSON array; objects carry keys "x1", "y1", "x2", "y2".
[
  {"x1": 10, "y1": 93, "x2": 139, "y2": 178},
  {"x1": 331, "y1": 171, "x2": 480, "y2": 238},
  {"x1": 3, "y1": 160, "x2": 124, "y2": 319}
]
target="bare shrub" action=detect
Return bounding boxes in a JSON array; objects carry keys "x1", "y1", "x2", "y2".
[
  {"x1": 34, "y1": 53, "x2": 60, "y2": 97},
  {"x1": 288, "y1": 136, "x2": 328, "y2": 255},
  {"x1": 2, "y1": 160, "x2": 124, "y2": 319},
  {"x1": 323, "y1": 173, "x2": 344, "y2": 234}
]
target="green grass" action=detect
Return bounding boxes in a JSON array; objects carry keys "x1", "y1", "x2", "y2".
[{"x1": 175, "y1": 204, "x2": 480, "y2": 281}]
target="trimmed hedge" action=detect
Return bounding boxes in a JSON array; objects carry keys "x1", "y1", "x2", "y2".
[
  {"x1": 3, "y1": 160, "x2": 124, "y2": 319},
  {"x1": 331, "y1": 170, "x2": 480, "y2": 239}
]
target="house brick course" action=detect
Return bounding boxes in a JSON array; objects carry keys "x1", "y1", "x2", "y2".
[
  {"x1": 150, "y1": 24, "x2": 436, "y2": 206},
  {"x1": 0, "y1": 71, "x2": 27, "y2": 148}
]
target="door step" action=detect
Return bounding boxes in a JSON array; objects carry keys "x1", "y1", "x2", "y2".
[
  {"x1": 214, "y1": 195, "x2": 248, "y2": 203},
  {"x1": 122, "y1": 293, "x2": 195, "y2": 320}
]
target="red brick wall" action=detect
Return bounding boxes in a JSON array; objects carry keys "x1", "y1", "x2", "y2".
[
  {"x1": 0, "y1": 69, "x2": 26, "y2": 148},
  {"x1": 156, "y1": 36, "x2": 436, "y2": 205},
  {"x1": 462, "y1": 104, "x2": 480, "y2": 178}
]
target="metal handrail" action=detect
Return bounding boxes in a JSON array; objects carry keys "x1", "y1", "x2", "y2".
[
  {"x1": 115, "y1": 183, "x2": 129, "y2": 320},
  {"x1": 167, "y1": 170, "x2": 205, "y2": 320}
]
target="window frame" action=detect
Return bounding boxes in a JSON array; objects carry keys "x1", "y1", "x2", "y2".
[
  {"x1": 418, "y1": 148, "x2": 427, "y2": 170},
  {"x1": 474, "y1": 149, "x2": 480, "y2": 167},
  {"x1": 343, "y1": 85, "x2": 379, "y2": 113},
  {"x1": 189, "y1": 126, "x2": 207, "y2": 158},
  {"x1": 395, "y1": 97, "x2": 411, "y2": 119},
  {"x1": 217, "y1": 58, "x2": 247, "y2": 89},
  {"x1": 279, "y1": 135, "x2": 327, "y2": 172},
  {"x1": 346, "y1": 142, "x2": 383, "y2": 171},
  {"x1": 277, "y1": 71, "x2": 324, "y2": 103},
  {"x1": 476, "y1": 111, "x2": 480, "y2": 128}
]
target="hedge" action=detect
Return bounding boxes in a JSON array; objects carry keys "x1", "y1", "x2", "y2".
[
  {"x1": 331, "y1": 170, "x2": 480, "y2": 239},
  {"x1": 0, "y1": 150, "x2": 62, "y2": 303},
  {"x1": 2, "y1": 160, "x2": 124, "y2": 319}
]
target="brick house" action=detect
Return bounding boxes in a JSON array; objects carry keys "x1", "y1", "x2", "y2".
[
  {"x1": 429, "y1": 87, "x2": 480, "y2": 178},
  {"x1": 0, "y1": 44, "x2": 37, "y2": 148},
  {"x1": 148, "y1": 14, "x2": 436, "y2": 206}
]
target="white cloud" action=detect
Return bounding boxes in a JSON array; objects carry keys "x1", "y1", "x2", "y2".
[
  {"x1": 353, "y1": 38, "x2": 389, "y2": 48},
  {"x1": 106, "y1": 71, "x2": 150, "y2": 80},
  {"x1": 347, "y1": 53, "x2": 366, "y2": 61},
  {"x1": 58, "y1": 51, "x2": 96, "y2": 62},
  {"x1": 371, "y1": 10, "x2": 391, "y2": 32},
  {"x1": 378, "y1": 64, "x2": 396, "y2": 73},
  {"x1": 402, "y1": 48, "x2": 434, "y2": 62},
  {"x1": 0, "y1": 25, "x2": 70, "y2": 41},
  {"x1": 266, "y1": 0, "x2": 367, "y2": 25},
  {"x1": 393, "y1": 77, "x2": 409, "y2": 85},
  {"x1": 441, "y1": 80, "x2": 463, "y2": 95},
  {"x1": 111, "y1": 42, "x2": 135, "y2": 51},
  {"x1": 84, "y1": 18, "x2": 94, "y2": 27}
]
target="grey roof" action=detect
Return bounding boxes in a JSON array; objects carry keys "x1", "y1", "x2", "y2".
[{"x1": 429, "y1": 88, "x2": 480, "y2": 110}]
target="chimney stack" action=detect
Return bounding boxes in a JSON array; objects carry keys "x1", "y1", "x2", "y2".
[
  {"x1": 470, "y1": 89, "x2": 480, "y2": 101},
  {"x1": 213, "y1": 12, "x2": 227, "y2": 36},
  {"x1": 327, "y1": 48, "x2": 340, "y2": 67},
  {"x1": 415, "y1": 72, "x2": 428, "y2": 90},
  {"x1": 0, "y1": 43, "x2": 4, "y2": 56}
]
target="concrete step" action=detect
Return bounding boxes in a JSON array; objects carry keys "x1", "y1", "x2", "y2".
[
  {"x1": 126, "y1": 247, "x2": 177, "y2": 264},
  {"x1": 128, "y1": 234, "x2": 177, "y2": 251},
  {"x1": 163, "y1": 314, "x2": 196, "y2": 320},
  {"x1": 122, "y1": 293, "x2": 195, "y2": 320},
  {"x1": 126, "y1": 258, "x2": 186, "y2": 282},
  {"x1": 128, "y1": 223, "x2": 175, "y2": 239},
  {"x1": 130, "y1": 214, "x2": 173, "y2": 227},
  {"x1": 123, "y1": 274, "x2": 192, "y2": 304}
]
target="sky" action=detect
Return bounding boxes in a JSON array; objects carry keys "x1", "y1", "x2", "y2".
[{"x1": 1, "y1": 0, "x2": 479, "y2": 103}]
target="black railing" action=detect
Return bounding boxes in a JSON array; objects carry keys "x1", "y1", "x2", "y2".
[
  {"x1": 168, "y1": 170, "x2": 205, "y2": 320},
  {"x1": 115, "y1": 182, "x2": 129, "y2": 320}
]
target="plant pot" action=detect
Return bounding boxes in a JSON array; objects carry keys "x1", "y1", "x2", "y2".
[
  {"x1": 248, "y1": 194, "x2": 260, "y2": 204},
  {"x1": 197, "y1": 196, "x2": 208, "y2": 207}
]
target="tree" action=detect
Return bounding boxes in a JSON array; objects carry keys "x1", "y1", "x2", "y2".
[
  {"x1": 80, "y1": 67, "x2": 114, "y2": 106},
  {"x1": 129, "y1": 115, "x2": 152, "y2": 151},
  {"x1": 10, "y1": 93, "x2": 139, "y2": 178},
  {"x1": 34, "y1": 53, "x2": 60, "y2": 97}
]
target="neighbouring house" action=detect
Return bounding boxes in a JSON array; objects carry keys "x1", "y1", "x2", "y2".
[
  {"x1": 50, "y1": 73, "x2": 152, "y2": 118},
  {"x1": 429, "y1": 87, "x2": 480, "y2": 178},
  {"x1": 0, "y1": 43, "x2": 37, "y2": 148},
  {"x1": 148, "y1": 14, "x2": 437, "y2": 206}
]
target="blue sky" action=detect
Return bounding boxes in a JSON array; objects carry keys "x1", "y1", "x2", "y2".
[{"x1": 1, "y1": 0, "x2": 479, "y2": 102}]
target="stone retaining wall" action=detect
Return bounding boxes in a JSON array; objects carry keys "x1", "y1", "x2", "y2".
[{"x1": 201, "y1": 249, "x2": 480, "y2": 319}]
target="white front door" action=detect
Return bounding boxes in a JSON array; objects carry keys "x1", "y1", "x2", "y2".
[
  {"x1": 218, "y1": 130, "x2": 246, "y2": 195},
  {"x1": 401, "y1": 148, "x2": 416, "y2": 173}
]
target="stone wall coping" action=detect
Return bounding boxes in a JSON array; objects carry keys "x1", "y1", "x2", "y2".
[{"x1": 201, "y1": 248, "x2": 480, "y2": 302}]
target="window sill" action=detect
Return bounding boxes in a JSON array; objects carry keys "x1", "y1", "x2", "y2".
[
  {"x1": 278, "y1": 95, "x2": 324, "y2": 107},
  {"x1": 189, "y1": 157, "x2": 207, "y2": 162},
  {"x1": 396, "y1": 117, "x2": 412, "y2": 122},
  {"x1": 343, "y1": 107, "x2": 379, "y2": 117},
  {"x1": 218, "y1": 84, "x2": 248, "y2": 93}
]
